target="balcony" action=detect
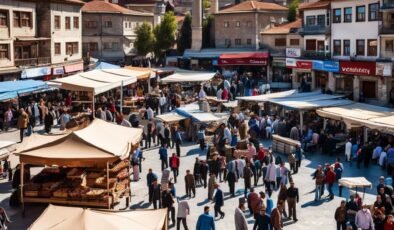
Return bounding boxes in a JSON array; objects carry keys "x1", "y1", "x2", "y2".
[
  {"x1": 381, "y1": 0, "x2": 394, "y2": 10},
  {"x1": 380, "y1": 24, "x2": 394, "y2": 34},
  {"x1": 14, "y1": 57, "x2": 51, "y2": 67},
  {"x1": 299, "y1": 25, "x2": 330, "y2": 35},
  {"x1": 303, "y1": 50, "x2": 331, "y2": 59}
]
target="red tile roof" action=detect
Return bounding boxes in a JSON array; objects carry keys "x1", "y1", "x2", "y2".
[
  {"x1": 219, "y1": 0, "x2": 288, "y2": 13},
  {"x1": 119, "y1": 0, "x2": 156, "y2": 4},
  {"x1": 299, "y1": 1, "x2": 330, "y2": 11},
  {"x1": 261, "y1": 18, "x2": 302, "y2": 34},
  {"x1": 82, "y1": 0, "x2": 151, "y2": 14}
]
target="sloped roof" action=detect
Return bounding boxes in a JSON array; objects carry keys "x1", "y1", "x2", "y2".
[
  {"x1": 299, "y1": 1, "x2": 330, "y2": 11},
  {"x1": 261, "y1": 18, "x2": 302, "y2": 34},
  {"x1": 82, "y1": 0, "x2": 152, "y2": 15},
  {"x1": 219, "y1": 0, "x2": 288, "y2": 13}
]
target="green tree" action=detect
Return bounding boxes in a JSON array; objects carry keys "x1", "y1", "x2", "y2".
[
  {"x1": 202, "y1": 15, "x2": 214, "y2": 48},
  {"x1": 203, "y1": 0, "x2": 211, "y2": 10},
  {"x1": 154, "y1": 11, "x2": 177, "y2": 63},
  {"x1": 134, "y1": 22, "x2": 155, "y2": 56},
  {"x1": 177, "y1": 14, "x2": 192, "y2": 55},
  {"x1": 287, "y1": 0, "x2": 299, "y2": 22}
]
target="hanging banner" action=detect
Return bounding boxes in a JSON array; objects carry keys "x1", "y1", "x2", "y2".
[
  {"x1": 340, "y1": 61, "x2": 376, "y2": 76},
  {"x1": 312, "y1": 60, "x2": 340, "y2": 72}
]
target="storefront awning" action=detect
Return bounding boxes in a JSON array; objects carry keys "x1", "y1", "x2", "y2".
[
  {"x1": 21, "y1": 66, "x2": 51, "y2": 79},
  {"x1": 271, "y1": 99, "x2": 353, "y2": 111},
  {"x1": 161, "y1": 72, "x2": 216, "y2": 83},
  {"x1": 237, "y1": 89, "x2": 297, "y2": 102},
  {"x1": 156, "y1": 113, "x2": 187, "y2": 123},
  {"x1": 218, "y1": 52, "x2": 269, "y2": 66},
  {"x1": 0, "y1": 80, "x2": 48, "y2": 102}
]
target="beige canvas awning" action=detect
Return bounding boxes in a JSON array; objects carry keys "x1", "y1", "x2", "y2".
[
  {"x1": 80, "y1": 70, "x2": 137, "y2": 86},
  {"x1": 161, "y1": 72, "x2": 215, "y2": 83},
  {"x1": 338, "y1": 177, "x2": 372, "y2": 189},
  {"x1": 156, "y1": 113, "x2": 186, "y2": 123},
  {"x1": 237, "y1": 89, "x2": 297, "y2": 102},
  {"x1": 29, "y1": 204, "x2": 168, "y2": 230},
  {"x1": 18, "y1": 119, "x2": 143, "y2": 167}
]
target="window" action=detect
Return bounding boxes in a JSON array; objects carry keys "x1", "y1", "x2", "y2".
[
  {"x1": 0, "y1": 44, "x2": 9, "y2": 59},
  {"x1": 236, "y1": 21, "x2": 240, "y2": 27},
  {"x1": 290, "y1": 39, "x2": 300, "y2": 46},
  {"x1": 73, "y1": 17, "x2": 79, "y2": 29},
  {"x1": 89, "y1": 42, "x2": 98, "y2": 52},
  {"x1": 0, "y1": 11, "x2": 7, "y2": 27},
  {"x1": 369, "y1": 3, "x2": 379, "y2": 21},
  {"x1": 317, "y1": 15, "x2": 325, "y2": 26},
  {"x1": 306, "y1": 39, "x2": 316, "y2": 51},
  {"x1": 235, "y1": 39, "x2": 241, "y2": 45},
  {"x1": 104, "y1": 21, "x2": 112, "y2": 28},
  {"x1": 103, "y1": 42, "x2": 111, "y2": 50},
  {"x1": 224, "y1": 21, "x2": 229, "y2": 28},
  {"x1": 333, "y1": 8, "x2": 341, "y2": 23},
  {"x1": 367, "y1": 39, "x2": 377, "y2": 56},
  {"x1": 356, "y1": 39, "x2": 365, "y2": 56},
  {"x1": 224, "y1": 39, "x2": 231, "y2": 46},
  {"x1": 343, "y1": 40, "x2": 350, "y2": 56},
  {"x1": 54, "y1": 43, "x2": 61, "y2": 55},
  {"x1": 356, "y1": 6, "x2": 365, "y2": 22},
  {"x1": 13, "y1": 11, "x2": 31, "y2": 28},
  {"x1": 66, "y1": 42, "x2": 78, "y2": 55},
  {"x1": 385, "y1": 40, "x2": 394, "y2": 52},
  {"x1": 247, "y1": 39, "x2": 252, "y2": 45},
  {"x1": 333, "y1": 40, "x2": 341, "y2": 56},
  {"x1": 112, "y1": 42, "x2": 119, "y2": 50},
  {"x1": 65, "y1": 17, "x2": 71, "y2": 30},
  {"x1": 86, "y1": 21, "x2": 97, "y2": 29},
  {"x1": 246, "y1": 21, "x2": 252, "y2": 27},
  {"x1": 55, "y1": 16, "x2": 61, "y2": 29},
  {"x1": 306, "y1": 16, "x2": 316, "y2": 26},
  {"x1": 275, "y1": 38, "x2": 286, "y2": 47},
  {"x1": 344, "y1": 7, "x2": 352, "y2": 22}
]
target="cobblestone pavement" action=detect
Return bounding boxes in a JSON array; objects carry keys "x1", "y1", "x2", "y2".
[{"x1": 0, "y1": 129, "x2": 381, "y2": 229}]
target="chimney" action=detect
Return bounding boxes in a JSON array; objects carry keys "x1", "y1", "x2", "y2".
[{"x1": 191, "y1": 0, "x2": 202, "y2": 50}]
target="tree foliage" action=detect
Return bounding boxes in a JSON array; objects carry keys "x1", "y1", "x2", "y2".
[
  {"x1": 153, "y1": 11, "x2": 177, "y2": 62},
  {"x1": 287, "y1": 0, "x2": 299, "y2": 22},
  {"x1": 203, "y1": 0, "x2": 211, "y2": 10},
  {"x1": 202, "y1": 15, "x2": 214, "y2": 48},
  {"x1": 177, "y1": 14, "x2": 192, "y2": 55},
  {"x1": 134, "y1": 21, "x2": 155, "y2": 56}
]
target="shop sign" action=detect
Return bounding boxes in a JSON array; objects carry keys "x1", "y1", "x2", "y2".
[
  {"x1": 286, "y1": 48, "x2": 301, "y2": 58},
  {"x1": 285, "y1": 58, "x2": 297, "y2": 68},
  {"x1": 339, "y1": 61, "x2": 376, "y2": 76},
  {"x1": 64, "y1": 62, "x2": 83, "y2": 73},
  {"x1": 312, "y1": 60, "x2": 339, "y2": 72},
  {"x1": 376, "y1": 62, "x2": 392, "y2": 77},
  {"x1": 218, "y1": 52, "x2": 268, "y2": 66},
  {"x1": 21, "y1": 67, "x2": 51, "y2": 79},
  {"x1": 53, "y1": 66, "x2": 65, "y2": 75},
  {"x1": 296, "y1": 60, "x2": 312, "y2": 69}
]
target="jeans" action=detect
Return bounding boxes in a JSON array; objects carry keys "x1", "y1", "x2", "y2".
[
  {"x1": 167, "y1": 206, "x2": 175, "y2": 223},
  {"x1": 171, "y1": 167, "x2": 179, "y2": 183},
  {"x1": 315, "y1": 184, "x2": 322, "y2": 200},
  {"x1": 177, "y1": 217, "x2": 188, "y2": 230},
  {"x1": 161, "y1": 159, "x2": 168, "y2": 171},
  {"x1": 175, "y1": 141, "x2": 181, "y2": 157},
  {"x1": 328, "y1": 183, "x2": 334, "y2": 197},
  {"x1": 336, "y1": 221, "x2": 346, "y2": 230}
]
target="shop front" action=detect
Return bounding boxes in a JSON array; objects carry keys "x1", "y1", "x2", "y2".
[
  {"x1": 21, "y1": 66, "x2": 52, "y2": 80},
  {"x1": 64, "y1": 62, "x2": 84, "y2": 77},
  {"x1": 376, "y1": 61, "x2": 393, "y2": 105},
  {"x1": 271, "y1": 57, "x2": 292, "y2": 91},
  {"x1": 312, "y1": 60, "x2": 340, "y2": 92},
  {"x1": 286, "y1": 58, "x2": 313, "y2": 92}
]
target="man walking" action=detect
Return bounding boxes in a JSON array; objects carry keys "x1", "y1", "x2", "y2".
[
  {"x1": 185, "y1": 170, "x2": 196, "y2": 198},
  {"x1": 159, "y1": 144, "x2": 169, "y2": 171},
  {"x1": 177, "y1": 200, "x2": 190, "y2": 230},
  {"x1": 174, "y1": 126, "x2": 182, "y2": 157},
  {"x1": 201, "y1": 161, "x2": 209, "y2": 188},
  {"x1": 294, "y1": 145, "x2": 303, "y2": 173},
  {"x1": 214, "y1": 184, "x2": 225, "y2": 219},
  {"x1": 326, "y1": 166, "x2": 336, "y2": 200},
  {"x1": 355, "y1": 204, "x2": 374, "y2": 230},
  {"x1": 208, "y1": 173, "x2": 216, "y2": 201},
  {"x1": 169, "y1": 153, "x2": 180, "y2": 183},
  {"x1": 286, "y1": 181, "x2": 299, "y2": 222},
  {"x1": 147, "y1": 168, "x2": 158, "y2": 203},
  {"x1": 335, "y1": 200, "x2": 347, "y2": 230},
  {"x1": 271, "y1": 201, "x2": 283, "y2": 230},
  {"x1": 162, "y1": 189, "x2": 176, "y2": 226},
  {"x1": 226, "y1": 169, "x2": 237, "y2": 197},
  {"x1": 151, "y1": 179, "x2": 161, "y2": 209},
  {"x1": 196, "y1": 206, "x2": 215, "y2": 230},
  {"x1": 243, "y1": 162, "x2": 253, "y2": 198},
  {"x1": 17, "y1": 108, "x2": 29, "y2": 143},
  {"x1": 234, "y1": 201, "x2": 248, "y2": 230},
  {"x1": 313, "y1": 165, "x2": 325, "y2": 201}
]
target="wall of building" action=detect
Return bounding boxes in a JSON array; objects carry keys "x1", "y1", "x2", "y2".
[
  {"x1": 380, "y1": 36, "x2": 394, "y2": 60},
  {"x1": 82, "y1": 35, "x2": 126, "y2": 62}
]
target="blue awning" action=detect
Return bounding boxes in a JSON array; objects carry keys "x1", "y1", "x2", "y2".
[
  {"x1": 21, "y1": 67, "x2": 51, "y2": 79},
  {"x1": 0, "y1": 80, "x2": 48, "y2": 102},
  {"x1": 95, "y1": 62, "x2": 121, "y2": 70}
]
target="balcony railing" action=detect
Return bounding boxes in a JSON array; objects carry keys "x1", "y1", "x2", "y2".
[
  {"x1": 14, "y1": 57, "x2": 51, "y2": 67},
  {"x1": 299, "y1": 25, "x2": 330, "y2": 35},
  {"x1": 382, "y1": 0, "x2": 394, "y2": 10},
  {"x1": 303, "y1": 50, "x2": 331, "y2": 59},
  {"x1": 380, "y1": 24, "x2": 394, "y2": 34}
]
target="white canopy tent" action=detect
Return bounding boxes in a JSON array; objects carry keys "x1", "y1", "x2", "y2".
[
  {"x1": 270, "y1": 99, "x2": 353, "y2": 111},
  {"x1": 237, "y1": 89, "x2": 297, "y2": 102},
  {"x1": 160, "y1": 72, "x2": 216, "y2": 83}
]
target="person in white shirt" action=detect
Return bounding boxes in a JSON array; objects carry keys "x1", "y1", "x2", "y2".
[
  {"x1": 355, "y1": 205, "x2": 374, "y2": 230},
  {"x1": 345, "y1": 138, "x2": 352, "y2": 162},
  {"x1": 159, "y1": 94, "x2": 167, "y2": 114},
  {"x1": 177, "y1": 200, "x2": 190, "y2": 229},
  {"x1": 147, "y1": 106, "x2": 154, "y2": 120}
]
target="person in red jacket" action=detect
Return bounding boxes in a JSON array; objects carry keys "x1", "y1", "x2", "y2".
[
  {"x1": 325, "y1": 166, "x2": 336, "y2": 200},
  {"x1": 257, "y1": 144, "x2": 266, "y2": 162},
  {"x1": 222, "y1": 87, "x2": 229, "y2": 101},
  {"x1": 169, "y1": 153, "x2": 180, "y2": 183}
]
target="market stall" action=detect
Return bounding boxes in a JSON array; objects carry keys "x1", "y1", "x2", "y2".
[
  {"x1": 338, "y1": 177, "x2": 372, "y2": 199},
  {"x1": 0, "y1": 140, "x2": 16, "y2": 161},
  {"x1": 29, "y1": 204, "x2": 168, "y2": 230},
  {"x1": 0, "y1": 80, "x2": 49, "y2": 102},
  {"x1": 17, "y1": 119, "x2": 143, "y2": 210},
  {"x1": 272, "y1": 134, "x2": 301, "y2": 155}
]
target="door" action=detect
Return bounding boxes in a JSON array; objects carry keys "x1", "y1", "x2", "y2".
[
  {"x1": 306, "y1": 39, "x2": 316, "y2": 51},
  {"x1": 362, "y1": 81, "x2": 376, "y2": 98},
  {"x1": 317, "y1": 41, "x2": 325, "y2": 51}
]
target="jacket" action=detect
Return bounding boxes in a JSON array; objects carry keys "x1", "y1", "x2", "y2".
[
  {"x1": 325, "y1": 170, "x2": 336, "y2": 184},
  {"x1": 169, "y1": 156, "x2": 180, "y2": 168},
  {"x1": 196, "y1": 213, "x2": 215, "y2": 230},
  {"x1": 243, "y1": 166, "x2": 253, "y2": 188},
  {"x1": 314, "y1": 170, "x2": 325, "y2": 185},
  {"x1": 214, "y1": 188, "x2": 224, "y2": 207},
  {"x1": 185, "y1": 174, "x2": 195, "y2": 188},
  {"x1": 159, "y1": 147, "x2": 168, "y2": 161},
  {"x1": 146, "y1": 172, "x2": 158, "y2": 187},
  {"x1": 334, "y1": 207, "x2": 346, "y2": 222},
  {"x1": 234, "y1": 207, "x2": 248, "y2": 230},
  {"x1": 270, "y1": 208, "x2": 282, "y2": 230},
  {"x1": 17, "y1": 111, "x2": 29, "y2": 129}
]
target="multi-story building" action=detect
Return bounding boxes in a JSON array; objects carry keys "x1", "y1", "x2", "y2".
[
  {"x1": 82, "y1": 0, "x2": 154, "y2": 64},
  {"x1": 260, "y1": 19, "x2": 303, "y2": 90},
  {"x1": 214, "y1": 1, "x2": 288, "y2": 49},
  {"x1": 0, "y1": 0, "x2": 84, "y2": 81}
]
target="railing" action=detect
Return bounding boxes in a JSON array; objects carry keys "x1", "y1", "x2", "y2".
[
  {"x1": 382, "y1": 0, "x2": 394, "y2": 9},
  {"x1": 380, "y1": 24, "x2": 394, "y2": 34},
  {"x1": 299, "y1": 25, "x2": 330, "y2": 35},
  {"x1": 303, "y1": 50, "x2": 331, "y2": 59},
  {"x1": 14, "y1": 57, "x2": 51, "y2": 67}
]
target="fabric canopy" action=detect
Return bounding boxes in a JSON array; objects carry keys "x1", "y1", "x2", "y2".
[
  {"x1": 156, "y1": 113, "x2": 186, "y2": 123},
  {"x1": 18, "y1": 119, "x2": 143, "y2": 167},
  {"x1": 271, "y1": 99, "x2": 353, "y2": 110},
  {"x1": 161, "y1": 72, "x2": 216, "y2": 83},
  {"x1": 0, "y1": 80, "x2": 48, "y2": 102},
  {"x1": 125, "y1": 66, "x2": 155, "y2": 80},
  {"x1": 29, "y1": 204, "x2": 168, "y2": 230},
  {"x1": 237, "y1": 90, "x2": 297, "y2": 102},
  {"x1": 190, "y1": 113, "x2": 222, "y2": 122},
  {"x1": 53, "y1": 69, "x2": 146, "y2": 95},
  {"x1": 0, "y1": 140, "x2": 16, "y2": 160},
  {"x1": 95, "y1": 62, "x2": 121, "y2": 70},
  {"x1": 338, "y1": 177, "x2": 372, "y2": 189}
]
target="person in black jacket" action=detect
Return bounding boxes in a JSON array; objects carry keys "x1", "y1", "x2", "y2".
[
  {"x1": 193, "y1": 158, "x2": 202, "y2": 186},
  {"x1": 200, "y1": 161, "x2": 209, "y2": 188},
  {"x1": 44, "y1": 110, "x2": 54, "y2": 134},
  {"x1": 164, "y1": 123, "x2": 171, "y2": 147},
  {"x1": 151, "y1": 179, "x2": 162, "y2": 209},
  {"x1": 226, "y1": 171, "x2": 236, "y2": 197},
  {"x1": 162, "y1": 190, "x2": 175, "y2": 225}
]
